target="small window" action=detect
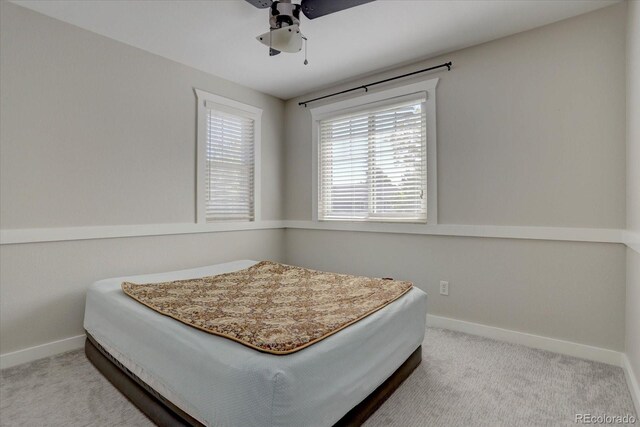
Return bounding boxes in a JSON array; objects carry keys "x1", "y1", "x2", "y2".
[
  {"x1": 195, "y1": 90, "x2": 262, "y2": 223},
  {"x1": 317, "y1": 96, "x2": 428, "y2": 223}
]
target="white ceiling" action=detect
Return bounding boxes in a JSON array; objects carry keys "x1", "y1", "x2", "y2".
[{"x1": 13, "y1": 0, "x2": 619, "y2": 99}]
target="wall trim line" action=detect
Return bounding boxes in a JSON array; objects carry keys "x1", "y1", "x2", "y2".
[
  {"x1": 0, "y1": 334, "x2": 86, "y2": 370},
  {"x1": 624, "y1": 231, "x2": 640, "y2": 255},
  {"x1": 426, "y1": 314, "x2": 622, "y2": 366},
  {"x1": 1, "y1": 221, "x2": 634, "y2": 247},
  {"x1": 622, "y1": 353, "x2": 640, "y2": 416},
  {"x1": 285, "y1": 220, "x2": 624, "y2": 244},
  {"x1": 0, "y1": 221, "x2": 286, "y2": 245}
]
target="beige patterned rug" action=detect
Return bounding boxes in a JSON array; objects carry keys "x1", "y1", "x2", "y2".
[{"x1": 121, "y1": 261, "x2": 413, "y2": 354}]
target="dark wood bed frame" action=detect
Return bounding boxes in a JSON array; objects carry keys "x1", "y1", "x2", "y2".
[{"x1": 85, "y1": 333, "x2": 421, "y2": 427}]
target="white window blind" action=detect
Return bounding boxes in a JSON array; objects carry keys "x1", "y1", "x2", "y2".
[
  {"x1": 205, "y1": 106, "x2": 255, "y2": 221},
  {"x1": 318, "y1": 97, "x2": 427, "y2": 223}
]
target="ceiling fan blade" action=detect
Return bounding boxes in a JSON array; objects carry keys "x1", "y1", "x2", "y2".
[
  {"x1": 300, "y1": 0, "x2": 375, "y2": 19},
  {"x1": 244, "y1": 0, "x2": 272, "y2": 9}
]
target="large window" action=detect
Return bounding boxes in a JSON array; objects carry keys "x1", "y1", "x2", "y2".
[
  {"x1": 195, "y1": 90, "x2": 262, "y2": 223},
  {"x1": 317, "y1": 93, "x2": 431, "y2": 223},
  {"x1": 313, "y1": 80, "x2": 438, "y2": 224}
]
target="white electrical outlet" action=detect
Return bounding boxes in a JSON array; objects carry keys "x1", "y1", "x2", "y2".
[{"x1": 440, "y1": 281, "x2": 449, "y2": 296}]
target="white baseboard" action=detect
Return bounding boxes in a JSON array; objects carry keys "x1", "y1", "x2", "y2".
[
  {"x1": 622, "y1": 354, "x2": 640, "y2": 416},
  {"x1": 426, "y1": 314, "x2": 623, "y2": 366},
  {"x1": 0, "y1": 334, "x2": 85, "y2": 370},
  {"x1": 0, "y1": 319, "x2": 624, "y2": 370},
  {"x1": 0, "y1": 317, "x2": 634, "y2": 411}
]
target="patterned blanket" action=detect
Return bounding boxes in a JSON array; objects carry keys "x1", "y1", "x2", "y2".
[{"x1": 121, "y1": 261, "x2": 413, "y2": 354}]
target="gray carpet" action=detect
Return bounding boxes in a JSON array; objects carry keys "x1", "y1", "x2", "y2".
[{"x1": 1, "y1": 328, "x2": 636, "y2": 426}]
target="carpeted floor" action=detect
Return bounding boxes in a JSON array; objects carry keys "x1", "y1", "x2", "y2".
[{"x1": 1, "y1": 328, "x2": 636, "y2": 426}]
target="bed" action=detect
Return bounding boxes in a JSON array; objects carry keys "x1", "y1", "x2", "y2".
[{"x1": 84, "y1": 260, "x2": 427, "y2": 427}]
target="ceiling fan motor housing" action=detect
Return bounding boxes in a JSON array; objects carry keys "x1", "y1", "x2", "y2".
[{"x1": 269, "y1": 0, "x2": 301, "y2": 30}]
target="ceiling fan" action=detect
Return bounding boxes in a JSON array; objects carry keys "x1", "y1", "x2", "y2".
[{"x1": 244, "y1": 0, "x2": 375, "y2": 62}]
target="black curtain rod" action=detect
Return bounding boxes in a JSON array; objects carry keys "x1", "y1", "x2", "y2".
[{"x1": 298, "y1": 61, "x2": 452, "y2": 107}]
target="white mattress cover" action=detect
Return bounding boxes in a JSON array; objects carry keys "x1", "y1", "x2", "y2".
[{"x1": 84, "y1": 260, "x2": 427, "y2": 427}]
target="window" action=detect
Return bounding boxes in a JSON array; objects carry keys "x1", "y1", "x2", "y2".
[
  {"x1": 314, "y1": 81, "x2": 438, "y2": 224},
  {"x1": 195, "y1": 90, "x2": 262, "y2": 223}
]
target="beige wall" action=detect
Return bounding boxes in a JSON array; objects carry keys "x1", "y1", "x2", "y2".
[
  {"x1": 285, "y1": 4, "x2": 626, "y2": 228},
  {"x1": 0, "y1": 1, "x2": 633, "y2": 359},
  {"x1": 626, "y1": 0, "x2": 640, "y2": 391},
  {"x1": 0, "y1": 1, "x2": 285, "y2": 228},
  {"x1": 283, "y1": 4, "x2": 628, "y2": 350},
  {"x1": 285, "y1": 230, "x2": 626, "y2": 350},
  {"x1": 0, "y1": 230, "x2": 284, "y2": 354},
  {"x1": 628, "y1": 249, "x2": 640, "y2": 384},
  {"x1": 0, "y1": 2, "x2": 286, "y2": 354}
]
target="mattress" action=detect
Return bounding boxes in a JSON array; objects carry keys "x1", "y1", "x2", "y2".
[{"x1": 84, "y1": 260, "x2": 427, "y2": 427}]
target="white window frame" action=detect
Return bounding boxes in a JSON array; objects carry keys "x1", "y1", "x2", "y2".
[
  {"x1": 311, "y1": 78, "x2": 438, "y2": 224},
  {"x1": 194, "y1": 88, "x2": 262, "y2": 224}
]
